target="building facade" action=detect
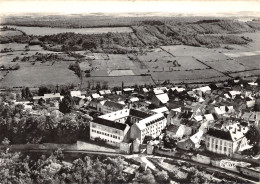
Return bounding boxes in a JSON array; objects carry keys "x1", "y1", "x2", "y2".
[
  {"x1": 90, "y1": 109, "x2": 167, "y2": 146},
  {"x1": 205, "y1": 125, "x2": 248, "y2": 156}
]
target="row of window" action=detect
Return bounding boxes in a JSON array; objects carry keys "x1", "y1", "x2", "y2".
[
  {"x1": 91, "y1": 136, "x2": 118, "y2": 144},
  {"x1": 207, "y1": 142, "x2": 232, "y2": 153},
  {"x1": 208, "y1": 137, "x2": 232, "y2": 147},
  {"x1": 91, "y1": 129, "x2": 121, "y2": 140},
  {"x1": 92, "y1": 124, "x2": 119, "y2": 134}
]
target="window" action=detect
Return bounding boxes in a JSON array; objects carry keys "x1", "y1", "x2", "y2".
[
  {"x1": 215, "y1": 145, "x2": 218, "y2": 149},
  {"x1": 224, "y1": 147, "x2": 227, "y2": 152},
  {"x1": 220, "y1": 140, "x2": 222, "y2": 145}
]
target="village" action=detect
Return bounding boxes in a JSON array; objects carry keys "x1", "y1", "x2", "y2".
[{"x1": 0, "y1": 77, "x2": 260, "y2": 181}]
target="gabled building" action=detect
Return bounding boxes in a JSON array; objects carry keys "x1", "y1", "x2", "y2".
[
  {"x1": 90, "y1": 109, "x2": 167, "y2": 145},
  {"x1": 102, "y1": 100, "x2": 126, "y2": 114},
  {"x1": 205, "y1": 123, "x2": 249, "y2": 156}
]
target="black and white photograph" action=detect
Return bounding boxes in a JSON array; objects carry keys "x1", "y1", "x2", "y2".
[{"x1": 0, "y1": 0, "x2": 259, "y2": 183}]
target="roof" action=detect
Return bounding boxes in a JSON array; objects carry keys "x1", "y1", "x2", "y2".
[
  {"x1": 130, "y1": 97, "x2": 139, "y2": 102},
  {"x1": 167, "y1": 124, "x2": 179, "y2": 134},
  {"x1": 104, "y1": 90, "x2": 111, "y2": 94},
  {"x1": 104, "y1": 101, "x2": 125, "y2": 109},
  {"x1": 229, "y1": 91, "x2": 241, "y2": 96},
  {"x1": 99, "y1": 90, "x2": 106, "y2": 95},
  {"x1": 143, "y1": 88, "x2": 149, "y2": 93},
  {"x1": 129, "y1": 109, "x2": 150, "y2": 119},
  {"x1": 123, "y1": 88, "x2": 134, "y2": 92},
  {"x1": 204, "y1": 114, "x2": 215, "y2": 121},
  {"x1": 44, "y1": 93, "x2": 61, "y2": 98},
  {"x1": 153, "y1": 88, "x2": 164, "y2": 95},
  {"x1": 171, "y1": 87, "x2": 185, "y2": 92},
  {"x1": 190, "y1": 131, "x2": 203, "y2": 144},
  {"x1": 206, "y1": 128, "x2": 232, "y2": 141},
  {"x1": 70, "y1": 91, "x2": 81, "y2": 97},
  {"x1": 156, "y1": 93, "x2": 169, "y2": 104},
  {"x1": 92, "y1": 93, "x2": 102, "y2": 99},
  {"x1": 151, "y1": 106, "x2": 168, "y2": 113},
  {"x1": 194, "y1": 115, "x2": 203, "y2": 122},
  {"x1": 92, "y1": 117, "x2": 128, "y2": 131}
]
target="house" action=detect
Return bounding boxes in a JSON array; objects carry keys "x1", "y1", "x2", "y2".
[
  {"x1": 205, "y1": 123, "x2": 249, "y2": 156},
  {"x1": 92, "y1": 93, "x2": 103, "y2": 99},
  {"x1": 90, "y1": 109, "x2": 166, "y2": 144},
  {"x1": 143, "y1": 88, "x2": 149, "y2": 93},
  {"x1": 152, "y1": 93, "x2": 169, "y2": 106},
  {"x1": 70, "y1": 91, "x2": 81, "y2": 97},
  {"x1": 171, "y1": 87, "x2": 185, "y2": 93},
  {"x1": 44, "y1": 93, "x2": 63, "y2": 101},
  {"x1": 190, "y1": 130, "x2": 204, "y2": 149},
  {"x1": 166, "y1": 124, "x2": 186, "y2": 138},
  {"x1": 177, "y1": 138, "x2": 195, "y2": 151},
  {"x1": 151, "y1": 106, "x2": 169, "y2": 115},
  {"x1": 123, "y1": 88, "x2": 134, "y2": 94},
  {"x1": 228, "y1": 91, "x2": 241, "y2": 99},
  {"x1": 102, "y1": 100, "x2": 126, "y2": 114},
  {"x1": 129, "y1": 110, "x2": 167, "y2": 143},
  {"x1": 88, "y1": 99, "x2": 105, "y2": 111},
  {"x1": 90, "y1": 116, "x2": 130, "y2": 147}
]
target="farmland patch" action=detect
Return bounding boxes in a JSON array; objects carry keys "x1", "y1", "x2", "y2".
[
  {"x1": 0, "y1": 30, "x2": 23, "y2": 37},
  {"x1": 82, "y1": 75, "x2": 154, "y2": 88},
  {"x1": 151, "y1": 69, "x2": 227, "y2": 83},
  {"x1": 234, "y1": 55, "x2": 260, "y2": 69},
  {"x1": 206, "y1": 59, "x2": 251, "y2": 73},
  {"x1": 229, "y1": 70, "x2": 260, "y2": 78},
  {"x1": 0, "y1": 43, "x2": 27, "y2": 51},
  {"x1": 161, "y1": 45, "x2": 229, "y2": 62},
  {"x1": 224, "y1": 51, "x2": 260, "y2": 58},
  {"x1": 7, "y1": 25, "x2": 133, "y2": 36},
  {"x1": 0, "y1": 63, "x2": 79, "y2": 88}
]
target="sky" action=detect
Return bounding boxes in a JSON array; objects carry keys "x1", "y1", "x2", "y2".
[{"x1": 0, "y1": 1, "x2": 260, "y2": 15}]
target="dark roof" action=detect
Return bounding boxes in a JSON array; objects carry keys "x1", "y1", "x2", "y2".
[
  {"x1": 167, "y1": 124, "x2": 179, "y2": 133},
  {"x1": 92, "y1": 118, "x2": 127, "y2": 131},
  {"x1": 104, "y1": 101, "x2": 125, "y2": 109},
  {"x1": 181, "y1": 119, "x2": 200, "y2": 128},
  {"x1": 206, "y1": 128, "x2": 232, "y2": 141},
  {"x1": 129, "y1": 109, "x2": 150, "y2": 119}
]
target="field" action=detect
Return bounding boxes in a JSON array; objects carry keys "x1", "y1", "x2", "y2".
[
  {"x1": 161, "y1": 45, "x2": 230, "y2": 62},
  {"x1": 0, "y1": 43, "x2": 27, "y2": 51},
  {"x1": 7, "y1": 25, "x2": 133, "y2": 36},
  {"x1": 0, "y1": 63, "x2": 80, "y2": 88},
  {"x1": 0, "y1": 30, "x2": 23, "y2": 37},
  {"x1": 82, "y1": 75, "x2": 154, "y2": 88},
  {"x1": 235, "y1": 55, "x2": 260, "y2": 69},
  {"x1": 151, "y1": 69, "x2": 227, "y2": 83},
  {"x1": 206, "y1": 59, "x2": 251, "y2": 73}
]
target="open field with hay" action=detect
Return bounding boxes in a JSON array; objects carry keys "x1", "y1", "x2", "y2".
[{"x1": 0, "y1": 62, "x2": 79, "y2": 88}]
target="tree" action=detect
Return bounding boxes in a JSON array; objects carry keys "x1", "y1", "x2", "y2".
[
  {"x1": 59, "y1": 95, "x2": 74, "y2": 113},
  {"x1": 155, "y1": 170, "x2": 169, "y2": 183},
  {"x1": 1, "y1": 137, "x2": 10, "y2": 146},
  {"x1": 38, "y1": 86, "x2": 52, "y2": 96}
]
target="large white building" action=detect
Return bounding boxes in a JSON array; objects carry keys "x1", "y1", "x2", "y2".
[
  {"x1": 90, "y1": 109, "x2": 167, "y2": 146},
  {"x1": 205, "y1": 123, "x2": 249, "y2": 156}
]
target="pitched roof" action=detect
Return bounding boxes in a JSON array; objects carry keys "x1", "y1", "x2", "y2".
[
  {"x1": 92, "y1": 117, "x2": 127, "y2": 131},
  {"x1": 167, "y1": 124, "x2": 179, "y2": 134},
  {"x1": 103, "y1": 101, "x2": 125, "y2": 109},
  {"x1": 156, "y1": 93, "x2": 169, "y2": 104},
  {"x1": 206, "y1": 128, "x2": 232, "y2": 141},
  {"x1": 129, "y1": 109, "x2": 150, "y2": 119}
]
